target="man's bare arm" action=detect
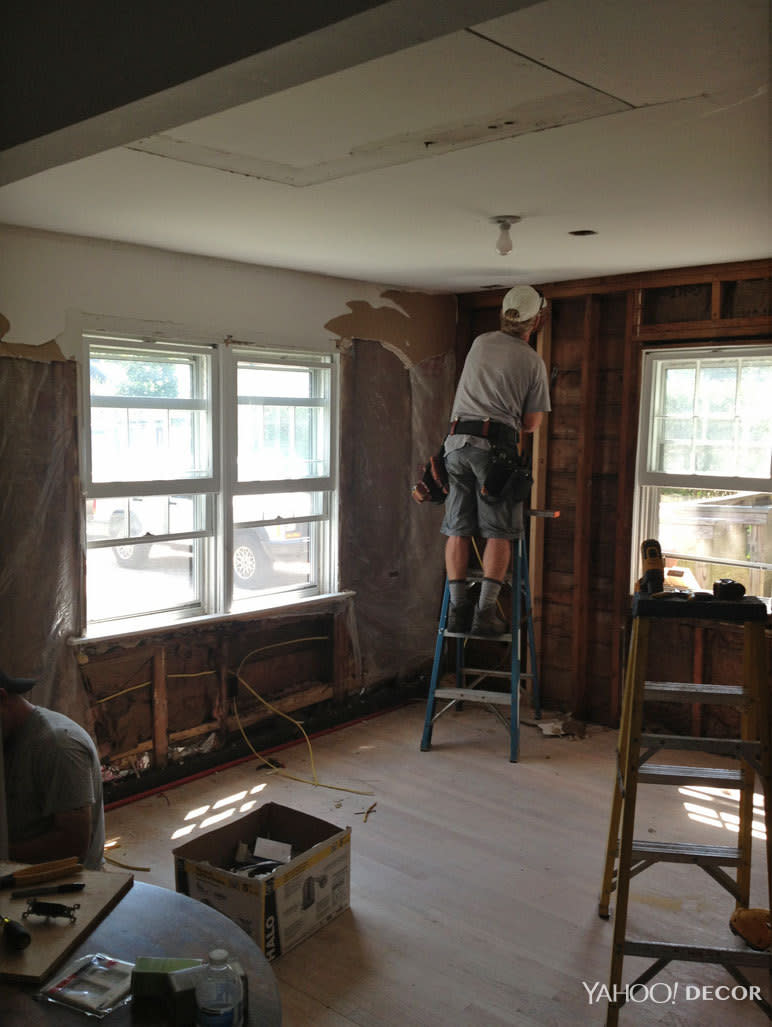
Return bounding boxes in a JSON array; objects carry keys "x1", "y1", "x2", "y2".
[
  {"x1": 522, "y1": 412, "x2": 544, "y2": 433},
  {"x1": 8, "y1": 806, "x2": 92, "y2": 864}
]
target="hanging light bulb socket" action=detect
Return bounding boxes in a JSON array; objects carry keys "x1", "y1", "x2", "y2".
[{"x1": 490, "y1": 215, "x2": 521, "y2": 256}]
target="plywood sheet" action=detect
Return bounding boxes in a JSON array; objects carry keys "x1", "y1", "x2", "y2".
[{"x1": 0, "y1": 864, "x2": 133, "y2": 985}]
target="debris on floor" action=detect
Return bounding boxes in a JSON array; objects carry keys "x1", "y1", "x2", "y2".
[
  {"x1": 534, "y1": 713, "x2": 588, "y2": 738},
  {"x1": 169, "y1": 732, "x2": 219, "y2": 762},
  {"x1": 355, "y1": 802, "x2": 377, "y2": 822}
]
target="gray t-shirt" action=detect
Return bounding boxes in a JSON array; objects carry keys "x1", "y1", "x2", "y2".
[
  {"x1": 446, "y1": 330, "x2": 551, "y2": 452},
  {"x1": 5, "y1": 707, "x2": 105, "y2": 869}
]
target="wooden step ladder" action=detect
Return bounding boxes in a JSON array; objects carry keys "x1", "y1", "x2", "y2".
[
  {"x1": 419, "y1": 536, "x2": 540, "y2": 763},
  {"x1": 599, "y1": 593, "x2": 772, "y2": 1024}
]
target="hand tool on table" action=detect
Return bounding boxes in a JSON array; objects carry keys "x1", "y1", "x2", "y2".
[
  {"x1": 11, "y1": 881, "x2": 86, "y2": 899},
  {"x1": 23, "y1": 899, "x2": 81, "y2": 923},
  {"x1": 0, "y1": 856, "x2": 82, "y2": 890},
  {"x1": 1, "y1": 914, "x2": 31, "y2": 950}
]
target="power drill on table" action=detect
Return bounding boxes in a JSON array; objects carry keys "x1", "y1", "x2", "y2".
[{"x1": 637, "y1": 538, "x2": 664, "y2": 595}]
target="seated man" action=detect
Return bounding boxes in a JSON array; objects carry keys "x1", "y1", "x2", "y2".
[{"x1": 1, "y1": 669, "x2": 105, "y2": 869}]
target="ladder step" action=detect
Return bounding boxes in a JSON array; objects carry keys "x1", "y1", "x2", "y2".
[
  {"x1": 640, "y1": 734, "x2": 760, "y2": 760},
  {"x1": 444, "y1": 630, "x2": 513, "y2": 641},
  {"x1": 433, "y1": 687, "x2": 514, "y2": 706},
  {"x1": 631, "y1": 839, "x2": 741, "y2": 865},
  {"x1": 638, "y1": 764, "x2": 744, "y2": 787},
  {"x1": 624, "y1": 938, "x2": 771, "y2": 968},
  {"x1": 644, "y1": 681, "x2": 748, "y2": 705},
  {"x1": 460, "y1": 667, "x2": 513, "y2": 680}
]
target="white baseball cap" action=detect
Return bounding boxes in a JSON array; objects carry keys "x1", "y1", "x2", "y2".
[
  {"x1": 501, "y1": 285, "x2": 546, "y2": 322},
  {"x1": 0, "y1": 669, "x2": 37, "y2": 694}
]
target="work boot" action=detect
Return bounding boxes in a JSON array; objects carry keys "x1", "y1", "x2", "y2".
[
  {"x1": 446, "y1": 599, "x2": 473, "y2": 633},
  {"x1": 470, "y1": 605, "x2": 508, "y2": 637}
]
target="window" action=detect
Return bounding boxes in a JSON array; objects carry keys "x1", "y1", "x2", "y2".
[
  {"x1": 82, "y1": 334, "x2": 337, "y2": 633},
  {"x1": 633, "y1": 345, "x2": 772, "y2": 603}
]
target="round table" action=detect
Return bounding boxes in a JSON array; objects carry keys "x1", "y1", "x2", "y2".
[{"x1": 1, "y1": 882, "x2": 282, "y2": 1025}]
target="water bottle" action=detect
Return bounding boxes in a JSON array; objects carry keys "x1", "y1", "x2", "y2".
[{"x1": 195, "y1": 948, "x2": 244, "y2": 1027}]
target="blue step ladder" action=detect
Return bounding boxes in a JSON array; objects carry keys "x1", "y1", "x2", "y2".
[{"x1": 419, "y1": 536, "x2": 541, "y2": 763}]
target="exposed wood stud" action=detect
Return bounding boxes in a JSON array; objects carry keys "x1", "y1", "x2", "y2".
[
  {"x1": 218, "y1": 637, "x2": 230, "y2": 732},
  {"x1": 152, "y1": 646, "x2": 168, "y2": 769},
  {"x1": 570, "y1": 295, "x2": 600, "y2": 719},
  {"x1": 711, "y1": 280, "x2": 721, "y2": 321},
  {"x1": 692, "y1": 627, "x2": 704, "y2": 737},
  {"x1": 610, "y1": 291, "x2": 641, "y2": 721},
  {"x1": 530, "y1": 309, "x2": 553, "y2": 681}
]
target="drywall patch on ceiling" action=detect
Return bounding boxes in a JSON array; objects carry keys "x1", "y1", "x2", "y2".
[
  {"x1": 326, "y1": 291, "x2": 456, "y2": 367},
  {"x1": 127, "y1": 87, "x2": 626, "y2": 186}
]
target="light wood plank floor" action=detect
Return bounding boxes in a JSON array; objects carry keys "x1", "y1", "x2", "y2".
[{"x1": 105, "y1": 701, "x2": 770, "y2": 1026}]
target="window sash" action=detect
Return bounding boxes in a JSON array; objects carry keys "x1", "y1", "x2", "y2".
[
  {"x1": 85, "y1": 337, "x2": 218, "y2": 491},
  {"x1": 82, "y1": 334, "x2": 337, "y2": 632},
  {"x1": 638, "y1": 345, "x2": 772, "y2": 491}
]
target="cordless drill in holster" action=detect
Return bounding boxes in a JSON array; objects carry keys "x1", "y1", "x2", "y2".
[{"x1": 638, "y1": 538, "x2": 664, "y2": 595}]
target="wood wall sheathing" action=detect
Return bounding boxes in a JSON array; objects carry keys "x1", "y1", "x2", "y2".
[
  {"x1": 536, "y1": 293, "x2": 628, "y2": 723},
  {"x1": 460, "y1": 259, "x2": 772, "y2": 728}
]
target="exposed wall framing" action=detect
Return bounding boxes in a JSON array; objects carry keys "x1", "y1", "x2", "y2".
[
  {"x1": 460, "y1": 258, "x2": 772, "y2": 727},
  {"x1": 74, "y1": 597, "x2": 360, "y2": 769}
]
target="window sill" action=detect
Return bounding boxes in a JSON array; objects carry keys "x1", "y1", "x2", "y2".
[{"x1": 69, "y1": 590, "x2": 356, "y2": 648}]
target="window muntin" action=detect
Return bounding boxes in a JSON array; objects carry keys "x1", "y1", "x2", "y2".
[
  {"x1": 83, "y1": 336, "x2": 337, "y2": 633},
  {"x1": 634, "y1": 346, "x2": 772, "y2": 604}
]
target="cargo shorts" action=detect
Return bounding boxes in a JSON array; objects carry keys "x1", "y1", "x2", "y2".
[{"x1": 440, "y1": 443, "x2": 524, "y2": 540}]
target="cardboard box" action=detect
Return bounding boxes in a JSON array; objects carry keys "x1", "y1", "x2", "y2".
[{"x1": 173, "y1": 802, "x2": 351, "y2": 960}]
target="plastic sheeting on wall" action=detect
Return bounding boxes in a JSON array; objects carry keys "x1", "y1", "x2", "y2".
[
  {"x1": 339, "y1": 340, "x2": 454, "y2": 690},
  {"x1": 0, "y1": 355, "x2": 89, "y2": 729}
]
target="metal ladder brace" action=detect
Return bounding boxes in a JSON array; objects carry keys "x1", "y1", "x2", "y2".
[{"x1": 419, "y1": 537, "x2": 540, "y2": 763}]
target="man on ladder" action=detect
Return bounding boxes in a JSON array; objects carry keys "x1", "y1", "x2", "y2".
[{"x1": 441, "y1": 285, "x2": 551, "y2": 635}]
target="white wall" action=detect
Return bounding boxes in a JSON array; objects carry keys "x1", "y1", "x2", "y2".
[{"x1": 0, "y1": 224, "x2": 398, "y2": 356}]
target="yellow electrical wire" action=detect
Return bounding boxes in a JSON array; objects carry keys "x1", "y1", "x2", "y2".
[
  {"x1": 169, "y1": 670, "x2": 218, "y2": 679},
  {"x1": 105, "y1": 854, "x2": 151, "y2": 872},
  {"x1": 95, "y1": 681, "x2": 151, "y2": 703},
  {"x1": 234, "y1": 642, "x2": 374, "y2": 797},
  {"x1": 96, "y1": 669, "x2": 218, "y2": 705}
]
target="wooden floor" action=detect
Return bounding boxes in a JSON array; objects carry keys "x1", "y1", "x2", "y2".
[{"x1": 105, "y1": 701, "x2": 770, "y2": 1026}]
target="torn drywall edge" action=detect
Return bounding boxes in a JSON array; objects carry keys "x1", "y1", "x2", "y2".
[
  {"x1": 0, "y1": 311, "x2": 68, "y2": 361},
  {"x1": 325, "y1": 290, "x2": 456, "y2": 368},
  {"x1": 0, "y1": 340, "x2": 68, "y2": 362}
]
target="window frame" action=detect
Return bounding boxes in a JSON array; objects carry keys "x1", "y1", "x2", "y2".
[
  {"x1": 79, "y1": 328, "x2": 339, "y2": 636},
  {"x1": 632, "y1": 343, "x2": 772, "y2": 597}
]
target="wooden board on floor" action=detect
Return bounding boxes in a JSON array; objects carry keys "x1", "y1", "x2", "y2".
[{"x1": 0, "y1": 864, "x2": 133, "y2": 985}]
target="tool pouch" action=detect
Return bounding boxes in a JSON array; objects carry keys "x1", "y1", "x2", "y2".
[
  {"x1": 480, "y1": 446, "x2": 533, "y2": 503},
  {"x1": 412, "y1": 446, "x2": 449, "y2": 504}
]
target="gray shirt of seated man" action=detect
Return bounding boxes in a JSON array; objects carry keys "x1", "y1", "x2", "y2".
[{"x1": 5, "y1": 706, "x2": 105, "y2": 870}]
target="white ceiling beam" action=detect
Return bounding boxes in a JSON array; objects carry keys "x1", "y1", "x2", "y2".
[{"x1": 0, "y1": 0, "x2": 539, "y2": 187}]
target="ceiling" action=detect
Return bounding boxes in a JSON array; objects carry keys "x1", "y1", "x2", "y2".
[{"x1": 0, "y1": 0, "x2": 768, "y2": 293}]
